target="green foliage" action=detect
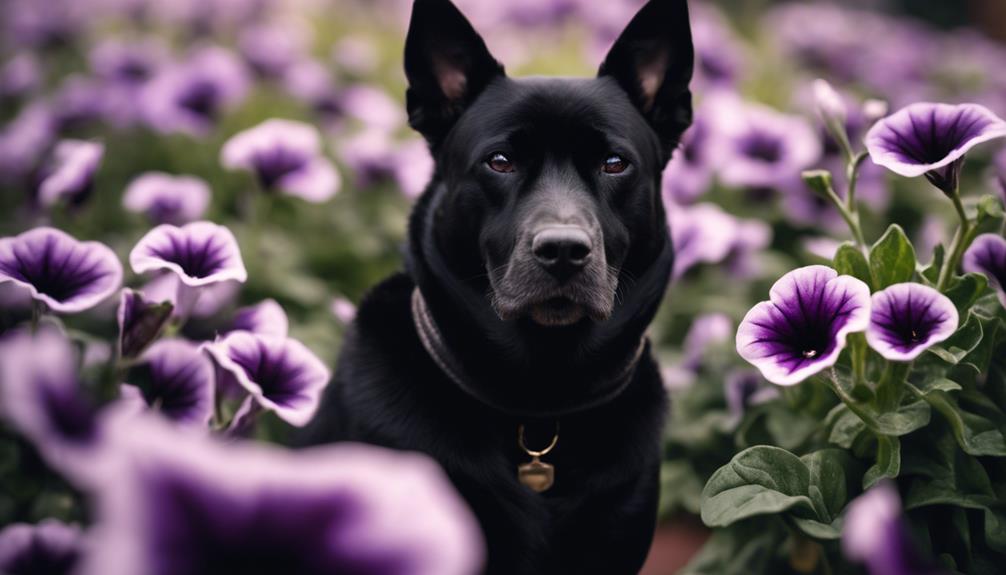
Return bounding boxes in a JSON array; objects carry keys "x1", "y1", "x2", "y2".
[{"x1": 869, "y1": 224, "x2": 916, "y2": 289}]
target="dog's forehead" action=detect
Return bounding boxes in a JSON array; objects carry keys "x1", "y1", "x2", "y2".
[{"x1": 466, "y1": 76, "x2": 641, "y2": 134}]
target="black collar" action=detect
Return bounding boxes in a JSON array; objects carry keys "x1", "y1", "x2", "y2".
[{"x1": 410, "y1": 287, "x2": 647, "y2": 418}]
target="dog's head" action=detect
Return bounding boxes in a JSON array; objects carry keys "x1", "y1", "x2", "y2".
[{"x1": 406, "y1": 0, "x2": 692, "y2": 329}]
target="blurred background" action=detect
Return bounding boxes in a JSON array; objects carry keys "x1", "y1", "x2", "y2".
[{"x1": 1, "y1": 0, "x2": 1005, "y2": 573}]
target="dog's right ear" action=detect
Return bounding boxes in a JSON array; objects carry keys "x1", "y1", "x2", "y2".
[{"x1": 404, "y1": 0, "x2": 504, "y2": 148}]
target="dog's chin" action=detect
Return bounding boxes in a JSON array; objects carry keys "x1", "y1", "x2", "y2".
[{"x1": 528, "y1": 297, "x2": 587, "y2": 327}]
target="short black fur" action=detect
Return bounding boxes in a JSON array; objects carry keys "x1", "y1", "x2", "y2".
[{"x1": 304, "y1": 1, "x2": 693, "y2": 572}]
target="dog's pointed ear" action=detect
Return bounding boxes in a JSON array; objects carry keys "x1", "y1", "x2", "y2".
[
  {"x1": 404, "y1": 0, "x2": 504, "y2": 147},
  {"x1": 598, "y1": 0, "x2": 694, "y2": 161}
]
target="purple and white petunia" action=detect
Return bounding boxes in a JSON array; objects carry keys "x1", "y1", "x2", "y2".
[
  {"x1": 238, "y1": 21, "x2": 310, "y2": 79},
  {"x1": 142, "y1": 46, "x2": 250, "y2": 137},
  {"x1": 142, "y1": 273, "x2": 241, "y2": 320},
  {"x1": 123, "y1": 172, "x2": 211, "y2": 225},
  {"x1": 221, "y1": 119, "x2": 341, "y2": 203},
  {"x1": 709, "y1": 95, "x2": 822, "y2": 191},
  {"x1": 865, "y1": 103, "x2": 1006, "y2": 194},
  {"x1": 963, "y1": 234, "x2": 1006, "y2": 308},
  {"x1": 230, "y1": 298, "x2": 289, "y2": 337},
  {"x1": 0, "y1": 519, "x2": 83, "y2": 575},
  {"x1": 130, "y1": 221, "x2": 246, "y2": 318},
  {"x1": 668, "y1": 202, "x2": 738, "y2": 280},
  {"x1": 202, "y1": 331, "x2": 330, "y2": 427},
  {"x1": 843, "y1": 482, "x2": 937, "y2": 575},
  {"x1": 80, "y1": 415, "x2": 484, "y2": 575},
  {"x1": 121, "y1": 339, "x2": 215, "y2": 427},
  {"x1": 0, "y1": 227, "x2": 122, "y2": 314},
  {"x1": 117, "y1": 288, "x2": 173, "y2": 360},
  {"x1": 37, "y1": 139, "x2": 104, "y2": 208},
  {"x1": 682, "y1": 313, "x2": 734, "y2": 370},
  {"x1": 737, "y1": 265, "x2": 871, "y2": 386},
  {"x1": 0, "y1": 328, "x2": 104, "y2": 483},
  {"x1": 866, "y1": 283, "x2": 958, "y2": 361}
]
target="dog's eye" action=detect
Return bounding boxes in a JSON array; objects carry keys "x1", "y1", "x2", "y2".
[
  {"x1": 486, "y1": 152, "x2": 515, "y2": 173},
  {"x1": 602, "y1": 155, "x2": 628, "y2": 174}
]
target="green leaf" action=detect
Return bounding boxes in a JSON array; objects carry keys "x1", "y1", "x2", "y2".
[
  {"x1": 870, "y1": 224, "x2": 916, "y2": 289},
  {"x1": 832, "y1": 242, "x2": 872, "y2": 286},
  {"x1": 921, "y1": 243, "x2": 946, "y2": 286},
  {"x1": 701, "y1": 446, "x2": 862, "y2": 541},
  {"x1": 826, "y1": 404, "x2": 866, "y2": 449},
  {"x1": 701, "y1": 446, "x2": 815, "y2": 528},
  {"x1": 943, "y1": 273, "x2": 990, "y2": 316},
  {"x1": 679, "y1": 520, "x2": 786, "y2": 575},
  {"x1": 977, "y1": 193, "x2": 1005, "y2": 222},
  {"x1": 873, "y1": 399, "x2": 931, "y2": 436},
  {"x1": 928, "y1": 312, "x2": 984, "y2": 365},
  {"x1": 909, "y1": 382, "x2": 1006, "y2": 456},
  {"x1": 863, "y1": 435, "x2": 900, "y2": 489}
]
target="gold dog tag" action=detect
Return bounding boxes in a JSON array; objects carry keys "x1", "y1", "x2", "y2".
[
  {"x1": 517, "y1": 423, "x2": 558, "y2": 493},
  {"x1": 518, "y1": 456, "x2": 555, "y2": 492}
]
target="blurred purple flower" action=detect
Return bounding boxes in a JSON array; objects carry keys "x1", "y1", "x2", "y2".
[
  {"x1": 203, "y1": 331, "x2": 330, "y2": 427},
  {"x1": 865, "y1": 103, "x2": 1006, "y2": 194},
  {"x1": 90, "y1": 38, "x2": 167, "y2": 86},
  {"x1": 331, "y1": 296, "x2": 357, "y2": 325},
  {"x1": 231, "y1": 299, "x2": 289, "y2": 337},
  {"x1": 0, "y1": 227, "x2": 122, "y2": 314},
  {"x1": 339, "y1": 84, "x2": 407, "y2": 133},
  {"x1": 866, "y1": 283, "x2": 958, "y2": 362},
  {"x1": 0, "y1": 519, "x2": 83, "y2": 575},
  {"x1": 117, "y1": 288, "x2": 173, "y2": 360},
  {"x1": 690, "y1": 3, "x2": 746, "y2": 90},
  {"x1": 0, "y1": 103, "x2": 54, "y2": 183},
  {"x1": 682, "y1": 313, "x2": 733, "y2": 370},
  {"x1": 221, "y1": 119, "x2": 341, "y2": 203},
  {"x1": 668, "y1": 202, "x2": 739, "y2": 280},
  {"x1": 993, "y1": 149, "x2": 1006, "y2": 204},
  {"x1": 49, "y1": 75, "x2": 108, "y2": 133},
  {"x1": 121, "y1": 339, "x2": 215, "y2": 427},
  {"x1": 392, "y1": 138, "x2": 435, "y2": 200},
  {"x1": 282, "y1": 58, "x2": 340, "y2": 114},
  {"x1": 843, "y1": 483, "x2": 939, "y2": 575},
  {"x1": 723, "y1": 219, "x2": 773, "y2": 280},
  {"x1": 0, "y1": 328, "x2": 104, "y2": 482},
  {"x1": 662, "y1": 112, "x2": 714, "y2": 205},
  {"x1": 238, "y1": 21, "x2": 310, "y2": 79},
  {"x1": 711, "y1": 96, "x2": 821, "y2": 190},
  {"x1": 737, "y1": 265, "x2": 871, "y2": 386},
  {"x1": 803, "y1": 237, "x2": 843, "y2": 261},
  {"x1": 123, "y1": 172, "x2": 211, "y2": 225},
  {"x1": 142, "y1": 46, "x2": 250, "y2": 137},
  {"x1": 0, "y1": 53, "x2": 41, "y2": 101},
  {"x1": 338, "y1": 128, "x2": 399, "y2": 187},
  {"x1": 724, "y1": 370, "x2": 778, "y2": 427},
  {"x1": 130, "y1": 221, "x2": 246, "y2": 318},
  {"x1": 37, "y1": 139, "x2": 104, "y2": 208},
  {"x1": 963, "y1": 234, "x2": 1006, "y2": 308},
  {"x1": 80, "y1": 415, "x2": 484, "y2": 575},
  {"x1": 332, "y1": 35, "x2": 380, "y2": 77}
]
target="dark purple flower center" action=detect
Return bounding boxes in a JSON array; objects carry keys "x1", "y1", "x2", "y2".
[
  {"x1": 148, "y1": 197, "x2": 184, "y2": 223},
  {"x1": 229, "y1": 343, "x2": 308, "y2": 404},
  {"x1": 0, "y1": 237, "x2": 114, "y2": 303},
  {"x1": 37, "y1": 380, "x2": 98, "y2": 444},
  {"x1": 751, "y1": 288, "x2": 860, "y2": 373},
  {"x1": 883, "y1": 108, "x2": 986, "y2": 166},
  {"x1": 148, "y1": 234, "x2": 229, "y2": 279},
  {"x1": 252, "y1": 148, "x2": 309, "y2": 189},
  {"x1": 130, "y1": 361, "x2": 205, "y2": 421},
  {"x1": 740, "y1": 134, "x2": 783, "y2": 163},
  {"x1": 145, "y1": 472, "x2": 410, "y2": 575},
  {"x1": 116, "y1": 59, "x2": 153, "y2": 83},
  {"x1": 177, "y1": 80, "x2": 219, "y2": 120}
]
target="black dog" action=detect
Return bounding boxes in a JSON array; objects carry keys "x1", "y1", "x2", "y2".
[{"x1": 306, "y1": 0, "x2": 693, "y2": 572}]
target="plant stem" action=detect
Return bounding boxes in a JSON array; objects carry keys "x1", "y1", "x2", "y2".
[
  {"x1": 937, "y1": 189, "x2": 973, "y2": 291},
  {"x1": 826, "y1": 370, "x2": 877, "y2": 428},
  {"x1": 822, "y1": 182, "x2": 868, "y2": 249},
  {"x1": 875, "y1": 361, "x2": 911, "y2": 412}
]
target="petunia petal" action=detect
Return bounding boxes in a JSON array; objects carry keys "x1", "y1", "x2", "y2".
[
  {"x1": 0, "y1": 227, "x2": 122, "y2": 314},
  {"x1": 231, "y1": 299, "x2": 289, "y2": 337},
  {"x1": 130, "y1": 221, "x2": 247, "y2": 288},
  {"x1": 123, "y1": 339, "x2": 215, "y2": 427},
  {"x1": 962, "y1": 233, "x2": 1006, "y2": 308},
  {"x1": 123, "y1": 172, "x2": 211, "y2": 225},
  {"x1": 866, "y1": 283, "x2": 958, "y2": 361}
]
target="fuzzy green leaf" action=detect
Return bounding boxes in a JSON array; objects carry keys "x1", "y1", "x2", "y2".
[
  {"x1": 870, "y1": 224, "x2": 916, "y2": 289},
  {"x1": 833, "y1": 242, "x2": 872, "y2": 286}
]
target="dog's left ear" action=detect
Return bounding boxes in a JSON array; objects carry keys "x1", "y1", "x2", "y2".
[
  {"x1": 599, "y1": 0, "x2": 694, "y2": 162},
  {"x1": 404, "y1": 0, "x2": 505, "y2": 148}
]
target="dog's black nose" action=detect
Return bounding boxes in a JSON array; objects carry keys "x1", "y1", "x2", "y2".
[{"x1": 532, "y1": 226, "x2": 592, "y2": 281}]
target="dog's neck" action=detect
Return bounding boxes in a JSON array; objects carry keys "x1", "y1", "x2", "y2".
[{"x1": 405, "y1": 181, "x2": 674, "y2": 417}]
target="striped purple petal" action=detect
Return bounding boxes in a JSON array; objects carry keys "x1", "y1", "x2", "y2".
[
  {"x1": 843, "y1": 483, "x2": 939, "y2": 575},
  {"x1": 121, "y1": 339, "x2": 214, "y2": 427},
  {"x1": 202, "y1": 331, "x2": 329, "y2": 427},
  {"x1": 962, "y1": 233, "x2": 1006, "y2": 308},
  {"x1": 865, "y1": 103, "x2": 1006, "y2": 193},
  {"x1": 736, "y1": 265, "x2": 871, "y2": 386},
  {"x1": 0, "y1": 227, "x2": 122, "y2": 314},
  {"x1": 37, "y1": 139, "x2": 104, "y2": 208},
  {"x1": 866, "y1": 283, "x2": 958, "y2": 361},
  {"x1": 130, "y1": 221, "x2": 246, "y2": 288}
]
